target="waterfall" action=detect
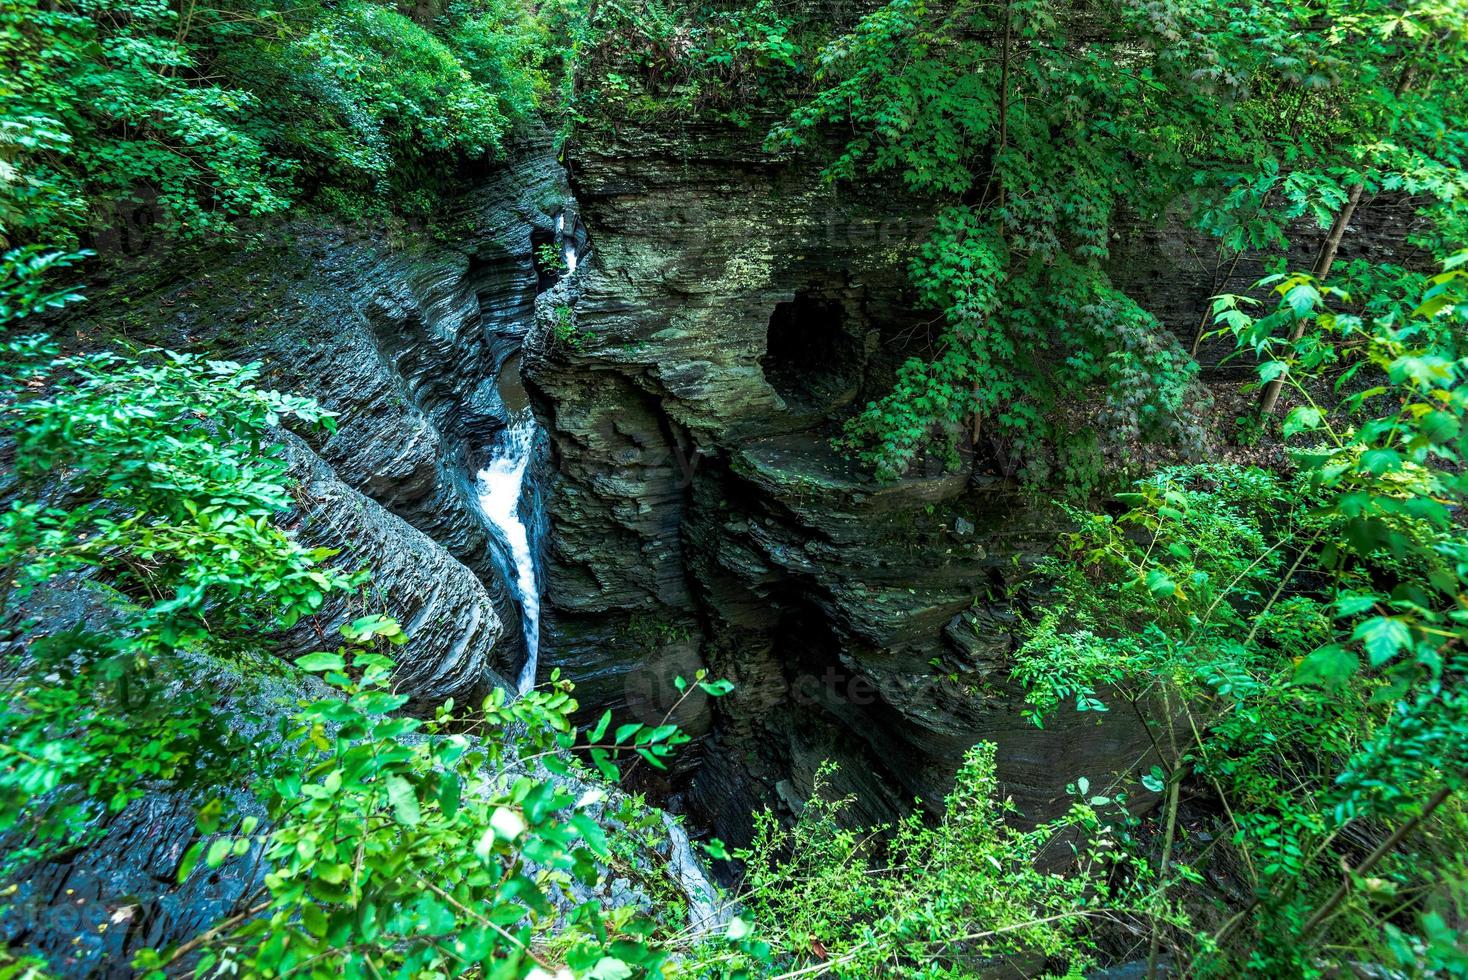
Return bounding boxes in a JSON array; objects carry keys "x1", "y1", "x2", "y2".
[
  {"x1": 474, "y1": 210, "x2": 580, "y2": 695},
  {"x1": 476, "y1": 409, "x2": 541, "y2": 693},
  {"x1": 558, "y1": 212, "x2": 579, "y2": 274}
]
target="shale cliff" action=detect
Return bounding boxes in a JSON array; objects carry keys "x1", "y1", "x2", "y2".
[{"x1": 524, "y1": 119, "x2": 1164, "y2": 844}]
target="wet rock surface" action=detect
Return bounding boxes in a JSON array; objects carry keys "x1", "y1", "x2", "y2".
[
  {"x1": 1, "y1": 135, "x2": 576, "y2": 971},
  {"x1": 279, "y1": 434, "x2": 513, "y2": 705}
]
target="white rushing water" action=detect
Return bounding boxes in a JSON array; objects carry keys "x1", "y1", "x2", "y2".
[
  {"x1": 557, "y1": 212, "x2": 580, "y2": 274},
  {"x1": 476, "y1": 409, "x2": 541, "y2": 693}
]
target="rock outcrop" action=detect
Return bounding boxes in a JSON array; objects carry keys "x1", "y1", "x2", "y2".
[
  {"x1": 279, "y1": 434, "x2": 514, "y2": 706},
  {"x1": 526, "y1": 119, "x2": 1165, "y2": 844},
  {"x1": 68, "y1": 134, "x2": 575, "y2": 694}
]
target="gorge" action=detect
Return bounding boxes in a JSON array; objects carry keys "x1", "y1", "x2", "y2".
[
  {"x1": 4, "y1": 113, "x2": 1431, "y2": 973},
  {"x1": 3, "y1": 2, "x2": 1466, "y2": 973},
  {"x1": 0, "y1": 121, "x2": 1153, "y2": 967}
]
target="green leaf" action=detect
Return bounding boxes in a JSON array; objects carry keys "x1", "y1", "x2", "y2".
[
  {"x1": 176, "y1": 841, "x2": 205, "y2": 883},
  {"x1": 491, "y1": 806, "x2": 526, "y2": 841},
  {"x1": 316, "y1": 862, "x2": 350, "y2": 884},
  {"x1": 385, "y1": 775, "x2": 420, "y2": 827},
  {"x1": 1294, "y1": 645, "x2": 1359, "y2": 686},
  {"x1": 1282, "y1": 406, "x2": 1323, "y2": 438},
  {"x1": 354, "y1": 692, "x2": 409, "y2": 715},
  {"x1": 589, "y1": 748, "x2": 620, "y2": 781},
  {"x1": 295, "y1": 652, "x2": 346, "y2": 673},
  {"x1": 195, "y1": 798, "x2": 224, "y2": 834},
  {"x1": 588, "y1": 958, "x2": 634, "y2": 980},
  {"x1": 589, "y1": 709, "x2": 612, "y2": 743},
  {"x1": 1257, "y1": 360, "x2": 1288, "y2": 383},
  {"x1": 301, "y1": 902, "x2": 329, "y2": 938},
  {"x1": 1145, "y1": 569, "x2": 1177, "y2": 597},
  {"x1": 569, "y1": 812, "x2": 609, "y2": 857},
  {"x1": 205, "y1": 837, "x2": 232, "y2": 869},
  {"x1": 1333, "y1": 594, "x2": 1380, "y2": 617},
  {"x1": 1353, "y1": 617, "x2": 1412, "y2": 667},
  {"x1": 1141, "y1": 767, "x2": 1166, "y2": 793},
  {"x1": 1422, "y1": 410, "x2": 1460, "y2": 444},
  {"x1": 439, "y1": 772, "x2": 461, "y2": 817},
  {"x1": 1361, "y1": 448, "x2": 1402, "y2": 474}
]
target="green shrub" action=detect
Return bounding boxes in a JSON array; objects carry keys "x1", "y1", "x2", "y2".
[
  {"x1": 255, "y1": 3, "x2": 508, "y2": 197},
  {"x1": 738, "y1": 744, "x2": 1169, "y2": 977},
  {"x1": 1, "y1": 0, "x2": 551, "y2": 251},
  {"x1": 1013, "y1": 253, "x2": 1468, "y2": 974},
  {"x1": 0, "y1": 338, "x2": 355, "y2": 866}
]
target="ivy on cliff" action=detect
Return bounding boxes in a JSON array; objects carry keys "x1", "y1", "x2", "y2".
[{"x1": 770, "y1": 0, "x2": 1468, "y2": 486}]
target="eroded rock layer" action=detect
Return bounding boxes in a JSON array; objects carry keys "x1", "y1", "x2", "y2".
[
  {"x1": 67, "y1": 135, "x2": 575, "y2": 696},
  {"x1": 527, "y1": 120, "x2": 1162, "y2": 844}
]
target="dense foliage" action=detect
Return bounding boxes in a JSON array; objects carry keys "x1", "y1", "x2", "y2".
[
  {"x1": 4, "y1": 0, "x2": 1468, "y2": 976},
  {"x1": 740, "y1": 744, "x2": 1175, "y2": 976},
  {"x1": 0, "y1": 339, "x2": 352, "y2": 868},
  {"x1": 1014, "y1": 253, "x2": 1468, "y2": 974},
  {"x1": 0, "y1": 344, "x2": 703, "y2": 975},
  {"x1": 0, "y1": 0, "x2": 545, "y2": 251}
]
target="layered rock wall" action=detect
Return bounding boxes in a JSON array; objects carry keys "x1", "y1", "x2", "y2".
[{"x1": 527, "y1": 121, "x2": 1164, "y2": 843}]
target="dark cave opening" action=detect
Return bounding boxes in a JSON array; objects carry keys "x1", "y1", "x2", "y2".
[
  {"x1": 760, "y1": 292, "x2": 863, "y2": 414},
  {"x1": 529, "y1": 228, "x2": 560, "y2": 293}
]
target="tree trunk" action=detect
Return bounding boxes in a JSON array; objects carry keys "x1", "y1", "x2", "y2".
[
  {"x1": 1259, "y1": 63, "x2": 1415, "y2": 414},
  {"x1": 1257, "y1": 181, "x2": 1364, "y2": 415}
]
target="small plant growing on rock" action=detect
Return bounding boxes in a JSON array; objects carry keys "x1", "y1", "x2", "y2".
[
  {"x1": 537, "y1": 241, "x2": 568, "y2": 274},
  {"x1": 551, "y1": 303, "x2": 594, "y2": 351}
]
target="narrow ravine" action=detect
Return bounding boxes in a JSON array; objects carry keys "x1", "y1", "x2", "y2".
[
  {"x1": 474, "y1": 210, "x2": 584, "y2": 695},
  {"x1": 476, "y1": 406, "x2": 541, "y2": 693}
]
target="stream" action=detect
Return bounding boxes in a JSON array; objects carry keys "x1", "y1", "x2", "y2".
[{"x1": 474, "y1": 211, "x2": 586, "y2": 695}]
